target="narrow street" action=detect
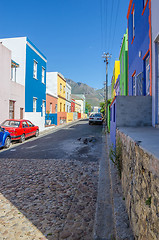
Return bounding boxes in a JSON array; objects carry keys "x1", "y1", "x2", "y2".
[{"x1": 0, "y1": 120, "x2": 102, "y2": 240}]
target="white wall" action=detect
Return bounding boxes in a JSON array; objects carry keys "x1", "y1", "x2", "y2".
[
  {"x1": 0, "y1": 44, "x2": 11, "y2": 123},
  {"x1": 10, "y1": 81, "x2": 25, "y2": 119},
  {"x1": 24, "y1": 112, "x2": 45, "y2": 132},
  {"x1": 75, "y1": 100, "x2": 84, "y2": 113},
  {"x1": 66, "y1": 82, "x2": 71, "y2": 112},
  {"x1": 0, "y1": 37, "x2": 26, "y2": 86},
  {"x1": 0, "y1": 43, "x2": 25, "y2": 123},
  {"x1": 46, "y1": 72, "x2": 58, "y2": 97}
]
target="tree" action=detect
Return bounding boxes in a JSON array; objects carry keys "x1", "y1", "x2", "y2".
[
  {"x1": 100, "y1": 99, "x2": 111, "y2": 116},
  {"x1": 85, "y1": 102, "x2": 92, "y2": 114}
]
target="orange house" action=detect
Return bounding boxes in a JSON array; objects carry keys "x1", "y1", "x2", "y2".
[{"x1": 46, "y1": 93, "x2": 58, "y2": 114}]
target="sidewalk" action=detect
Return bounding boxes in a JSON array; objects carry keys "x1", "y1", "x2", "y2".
[{"x1": 93, "y1": 127, "x2": 134, "y2": 240}]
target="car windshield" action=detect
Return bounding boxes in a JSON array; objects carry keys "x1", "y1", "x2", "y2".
[
  {"x1": 90, "y1": 114, "x2": 102, "y2": 117},
  {"x1": 2, "y1": 120, "x2": 20, "y2": 128}
]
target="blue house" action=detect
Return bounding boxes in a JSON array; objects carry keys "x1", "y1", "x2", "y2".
[
  {"x1": 0, "y1": 37, "x2": 47, "y2": 131},
  {"x1": 127, "y1": 0, "x2": 151, "y2": 97}
]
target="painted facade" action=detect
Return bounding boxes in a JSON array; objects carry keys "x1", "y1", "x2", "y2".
[
  {"x1": 127, "y1": 0, "x2": 151, "y2": 97},
  {"x1": 75, "y1": 101, "x2": 81, "y2": 113},
  {"x1": 57, "y1": 73, "x2": 66, "y2": 114},
  {"x1": 111, "y1": 61, "x2": 120, "y2": 98},
  {"x1": 66, "y1": 83, "x2": 71, "y2": 113},
  {"x1": 46, "y1": 94, "x2": 58, "y2": 114},
  {"x1": 46, "y1": 72, "x2": 58, "y2": 125},
  {"x1": 0, "y1": 43, "x2": 25, "y2": 124},
  {"x1": 0, "y1": 37, "x2": 47, "y2": 131},
  {"x1": 119, "y1": 30, "x2": 128, "y2": 96},
  {"x1": 151, "y1": 0, "x2": 159, "y2": 126},
  {"x1": 73, "y1": 94, "x2": 86, "y2": 113},
  {"x1": 71, "y1": 99, "x2": 75, "y2": 112}
]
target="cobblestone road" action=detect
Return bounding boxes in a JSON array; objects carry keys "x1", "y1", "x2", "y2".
[
  {"x1": 0, "y1": 121, "x2": 102, "y2": 240},
  {"x1": 0, "y1": 158, "x2": 99, "y2": 240}
]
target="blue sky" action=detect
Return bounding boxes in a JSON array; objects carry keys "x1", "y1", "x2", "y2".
[{"x1": 1, "y1": 0, "x2": 129, "y2": 89}]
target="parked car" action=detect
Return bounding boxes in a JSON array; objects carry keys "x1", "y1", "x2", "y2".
[
  {"x1": 89, "y1": 113, "x2": 103, "y2": 125},
  {"x1": 0, "y1": 126, "x2": 11, "y2": 148},
  {"x1": 1, "y1": 119, "x2": 39, "y2": 143}
]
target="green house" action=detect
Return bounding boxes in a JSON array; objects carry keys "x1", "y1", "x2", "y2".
[{"x1": 119, "y1": 29, "x2": 128, "y2": 96}]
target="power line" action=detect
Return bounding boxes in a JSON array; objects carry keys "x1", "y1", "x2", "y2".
[
  {"x1": 110, "y1": 0, "x2": 120, "y2": 54},
  {"x1": 108, "y1": 0, "x2": 114, "y2": 51}
]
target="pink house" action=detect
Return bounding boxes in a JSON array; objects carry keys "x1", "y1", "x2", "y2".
[{"x1": 0, "y1": 43, "x2": 25, "y2": 124}]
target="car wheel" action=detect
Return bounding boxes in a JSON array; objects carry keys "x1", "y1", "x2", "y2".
[
  {"x1": 4, "y1": 137, "x2": 11, "y2": 148},
  {"x1": 35, "y1": 130, "x2": 39, "y2": 137},
  {"x1": 19, "y1": 134, "x2": 25, "y2": 143}
]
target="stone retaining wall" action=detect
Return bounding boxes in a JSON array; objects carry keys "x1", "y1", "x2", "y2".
[{"x1": 116, "y1": 129, "x2": 159, "y2": 240}]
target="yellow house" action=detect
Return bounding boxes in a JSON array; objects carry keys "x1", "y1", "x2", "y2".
[
  {"x1": 75, "y1": 100, "x2": 81, "y2": 113},
  {"x1": 111, "y1": 61, "x2": 120, "y2": 98},
  {"x1": 57, "y1": 73, "x2": 66, "y2": 112}
]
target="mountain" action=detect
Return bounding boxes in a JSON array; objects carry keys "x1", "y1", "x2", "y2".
[{"x1": 66, "y1": 79, "x2": 111, "y2": 107}]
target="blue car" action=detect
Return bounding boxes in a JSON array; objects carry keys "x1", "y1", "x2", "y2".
[{"x1": 0, "y1": 126, "x2": 11, "y2": 149}]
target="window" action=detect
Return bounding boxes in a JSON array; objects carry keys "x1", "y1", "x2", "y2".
[
  {"x1": 22, "y1": 121, "x2": 28, "y2": 128},
  {"x1": 63, "y1": 86, "x2": 65, "y2": 94},
  {"x1": 133, "y1": 74, "x2": 136, "y2": 96},
  {"x1": 42, "y1": 67, "x2": 45, "y2": 83},
  {"x1": 63, "y1": 104, "x2": 65, "y2": 112},
  {"x1": 67, "y1": 105, "x2": 68, "y2": 112},
  {"x1": 143, "y1": 0, "x2": 147, "y2": 7},
  {"x1": 60, "y1": 103, "x2": 62, "y2": 112},
  {"x1": 9, "y1": 100, "x2": 15, "y2": 119},
  {"x1": 67, "y1": 92, "x2": 68, "y2": 100},
  {"x1": 11, "y1": 67, "x2": 17, "y2": 82},
  {"x1": 113, "y1": 104, "x2": 116, "y2": 122},
  {"x1": 27, "y1": 121, "x2": 33, "y2": 127},
  {"x1": 33, "y1": 61, "x2": 37, "y2": 79},
  {"x1": 132, "y1": 8, "x2": 135, "y2": 39},
  {"x1": 50, "y1": 103, "x2": 52, "y2": 113},
  {"x1": 55, "y1": 104, "x2": 57, "y2": 113},
  {"x1": 60, "y1": 83, "x2": 62, "y2": 92},
  {"x1": 33, "y1": 98, "x2": 37, "y2": 112},
  {"x1": 145, "y1": 55, "x2": 150, "y2": 95}
]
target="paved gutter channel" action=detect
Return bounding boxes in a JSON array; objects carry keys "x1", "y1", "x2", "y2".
[
  {"x1": 93, "y1": 127, "x2": 115, "y2": 240},
  {"x1": 93, "y1": 126, "x2": 134, "y2": 240}
]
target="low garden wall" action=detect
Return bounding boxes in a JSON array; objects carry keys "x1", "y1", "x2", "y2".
[{"x1": 116, "y1": 129, "x2": 159, "y2": 240}]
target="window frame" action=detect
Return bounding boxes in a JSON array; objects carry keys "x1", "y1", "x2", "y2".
[
  {"x1": 42, "y1": 67, "x2": 45, "y2": 84},
  {"x1": 60, "y1": 83, "x2": 62, "y2": 93},
  {"x1": 33, "y1": 98, "x2": 37, "y2": 112},
  {"x1": 50, "y1": 103, "x2": 52, "y2": 113},
  {"x1": 33, "y1": 60, "x2": 38, "y2": 79}
]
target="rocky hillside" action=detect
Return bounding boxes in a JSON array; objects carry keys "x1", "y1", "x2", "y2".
[{"x1": 66, "y1": 78, "x2": 111, "y2": 107}]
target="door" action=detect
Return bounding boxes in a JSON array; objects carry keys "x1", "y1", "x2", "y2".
[
  {"x1": 20, "y1": 108, "x2": 23, "y2": 119},
  {"x1": 22, "y1": 121, "x2": 30, "y2": 138},
  {"x1": 42, "y1": 100, "x2": 45, "y2": 117},
  {"x1": 27, "y1": 121, "x2": 35, "y2": 136}
]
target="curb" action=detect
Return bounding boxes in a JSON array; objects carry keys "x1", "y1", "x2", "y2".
[{"x1": 93, "y1": 126, "x2": 116, "y2": 240}]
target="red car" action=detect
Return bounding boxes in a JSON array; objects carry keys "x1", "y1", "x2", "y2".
[{"x1": 1, "y1": 119, "x2": 39, "y2": 143}]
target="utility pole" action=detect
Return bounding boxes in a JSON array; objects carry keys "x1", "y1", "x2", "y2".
[{"x1": 102, "y1": 52, "x2": 111, "y2": 131}]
